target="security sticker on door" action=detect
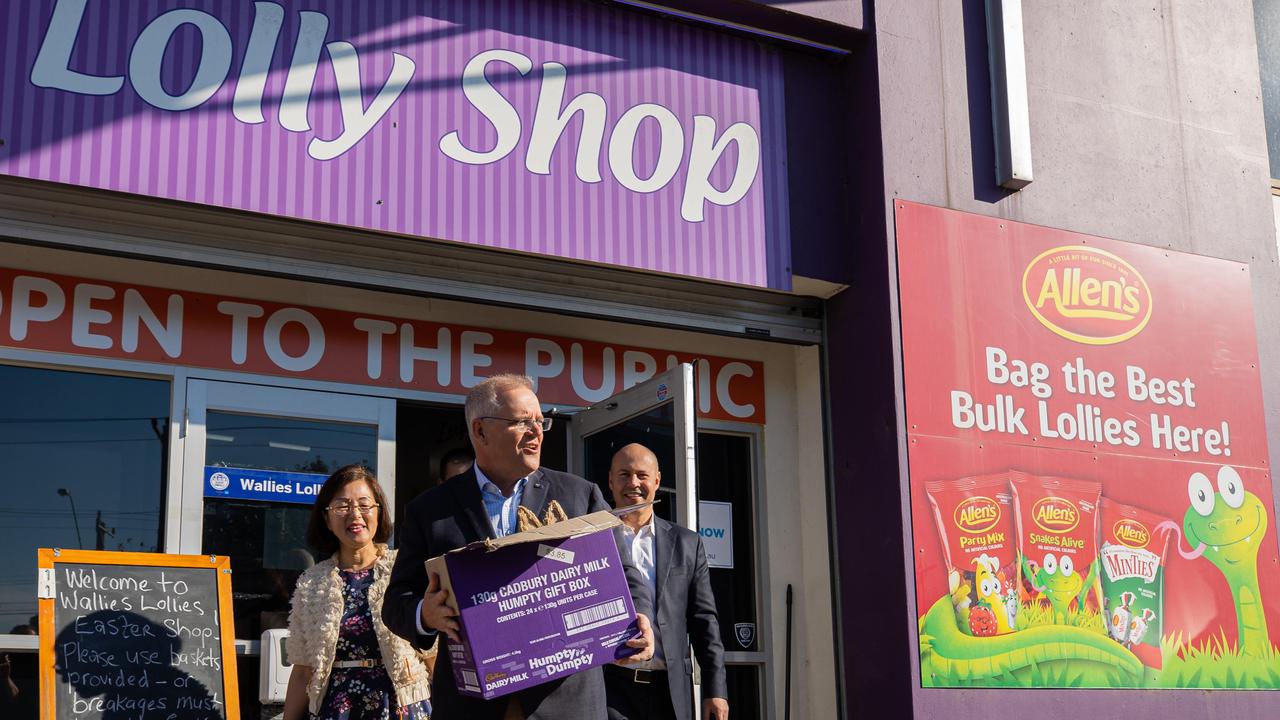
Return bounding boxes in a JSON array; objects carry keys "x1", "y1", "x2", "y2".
[{"x1": 697, "y1": 501, "x2": 734, "y2": 569}]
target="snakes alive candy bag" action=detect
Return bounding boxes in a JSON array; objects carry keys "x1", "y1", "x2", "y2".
[
  {"x1": 1099, "y1": 498, "x2": 1170, "y2": 669},
  {"x1": 1011, "y1": 472, "x2": 1104, "y2": 629},
  {"x1": 925, "y1": 474, "x2": 1020, "y2": 636}
]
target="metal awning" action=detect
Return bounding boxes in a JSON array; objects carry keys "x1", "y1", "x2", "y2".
[{"x1": 0, "y1": 178, "x2": 822, "y2": 345}]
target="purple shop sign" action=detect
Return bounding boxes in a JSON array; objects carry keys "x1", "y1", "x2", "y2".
[{"x1": 0, "y1": 0, "x2": 791, "y2": 288}]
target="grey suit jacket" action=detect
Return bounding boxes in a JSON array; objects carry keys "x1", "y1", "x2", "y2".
[
  {"x1": 383, "y1": 466, "x2": 654, "y2": 720},
  {"x1": 652, "y1": 517, "x2": 728, "y2": 720}
]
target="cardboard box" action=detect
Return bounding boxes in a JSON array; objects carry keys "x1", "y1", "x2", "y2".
[{"x1": 425, "y1": 510, "x2": 640, "y2": 699}]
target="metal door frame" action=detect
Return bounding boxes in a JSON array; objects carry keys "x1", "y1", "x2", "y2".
[
  {"x1": 566, "y1": 363, "x2": 697, "y2": 530},
  {"x1": 179, "y1": 378, "x2": 396, "y2": 554}
]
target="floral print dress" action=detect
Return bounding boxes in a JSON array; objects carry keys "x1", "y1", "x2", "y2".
[{"x1": 314, "y1": 569, "x2": 431, "y2": 720}]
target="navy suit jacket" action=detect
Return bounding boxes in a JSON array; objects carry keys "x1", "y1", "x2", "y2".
[
  {"x1": 650, "y1": 517, "x2": 727, "y2": 720},
  {"x1": 383, "y1": 466, "x2": 654, "y2": 720}
]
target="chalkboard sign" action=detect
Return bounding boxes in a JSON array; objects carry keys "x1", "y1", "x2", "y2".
[{"x1": 36, "y1": 549, "x2": 239, "y2": 720}]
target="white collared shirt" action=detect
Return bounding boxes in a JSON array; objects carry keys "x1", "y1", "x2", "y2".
[{"x1": 620, "y1": 514, "x2": 665, "y2": 669}]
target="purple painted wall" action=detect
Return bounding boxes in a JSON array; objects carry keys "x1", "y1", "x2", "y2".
[{"x1": 0, "y1": 0, "x2": 790, "y2": 288}]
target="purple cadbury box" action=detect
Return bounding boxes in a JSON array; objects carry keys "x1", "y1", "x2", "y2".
[{"x1": 425, "y1": 511, "x2": 640, "y2": 699}]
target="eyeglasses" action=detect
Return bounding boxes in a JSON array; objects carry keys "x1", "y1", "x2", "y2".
[
  {"x1": 326, "y1": 502, "x2": 379, "y2": 516},
  {"x1": 480, "y1": 416, "x2": 553, "y2": 432}
]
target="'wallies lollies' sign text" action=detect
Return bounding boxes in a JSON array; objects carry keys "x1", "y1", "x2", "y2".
[
  {"x1": 0, "y1": 0, "x2": 790, "y2": 288},
  {"x1": 204, "y1": 466, "x2": 326, "y2": 505}
]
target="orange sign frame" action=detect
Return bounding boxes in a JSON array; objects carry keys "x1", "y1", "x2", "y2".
[{"x1": 36, "y1": 549, "x2": 238, "y2": 720}]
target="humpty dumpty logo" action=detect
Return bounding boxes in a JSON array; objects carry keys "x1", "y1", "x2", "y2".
[
  {"x1": 1113, "y1": 518, "x2": 1151, "y2": 549},
  {"x1": 1032, "y1": 496, "x2": 1080, "y2": 533},
  {"x1": 1022, "y1": 245, "x2": 1152, "y2": 345},
  {"x1": 209, "y1": 471, "x2": 231, "y2": 492},
  {"x1": 954, "y1": 497, "x2": 1001, "y2": 534}
]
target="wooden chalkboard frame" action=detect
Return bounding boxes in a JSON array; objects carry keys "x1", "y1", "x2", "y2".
[{"x1": 36, "y1": 549, "x2": 239, "y2": 720}]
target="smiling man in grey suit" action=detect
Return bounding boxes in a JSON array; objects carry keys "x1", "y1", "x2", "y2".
[
  {"x1": 606, "y1": 444, "x2": 728, "y2": 720},
  {"x1": 383, "y1": 374, "x2": 656, "y2": 720}
]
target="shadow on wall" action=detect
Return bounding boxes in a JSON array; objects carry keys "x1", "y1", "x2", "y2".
[
  {"x1": 2, "y1": 0, "x2": 780, "y2": 162},
  {"x1": 54, "y1": 611, "x2": 219, "y2": 719}
]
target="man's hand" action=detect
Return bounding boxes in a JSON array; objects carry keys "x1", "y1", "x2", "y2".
[
  {"x1": 614, "y1": 612, "x2": 655, "y2": 665},
  {"x1": 703, "y1": 697, "x2": 729, "y2": 720},
  {"x1": 421, "y1": 572, "x2": 460, "y2": 641}
]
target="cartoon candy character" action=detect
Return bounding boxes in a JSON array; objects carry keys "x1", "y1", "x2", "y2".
[
  {"x1": 1021, "y1": 551, "x2": 1099, "y2": 625},
  {"x1": 1107, "y1": 591, "x2": 1136, "y2": 643},
  {"x1": 1004, "y1": 583, "x2": 1019, "y2": 631},
  {"x1": 973, "y1": 554, "x2": 1013, "y2": 634},
  {"x1": 1127, "y1": 608, "x2": 1157, "y2": 647},
  {"x1": 1174, "y1": 466, "x2": 1273, "y2": 656}
]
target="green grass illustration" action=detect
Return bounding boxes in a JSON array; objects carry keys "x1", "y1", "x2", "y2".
[
  {"x1": 1159, "y1": 631, "x2": 1280, "y2": 689},
  {"x1": 1017, "y1": 599, "x2": 1107, "y2": 634}
]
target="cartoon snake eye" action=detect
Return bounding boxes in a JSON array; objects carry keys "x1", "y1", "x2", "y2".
[
  {"x1": 1217, "y1": 466, "x2": 1245, "y2": 509},
  {"x1": 1188, "y1": 472, "x2": 1215, "y2": 517},
  {"x1": 1042, "y1": 553, "x2": 1057, "y2": 575},
  {"x1": 1060, "y1": 555, "x2": 1074, "y2": 577}
]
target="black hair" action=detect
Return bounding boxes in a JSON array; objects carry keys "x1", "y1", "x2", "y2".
[
  {"x1": 438, "y1": 446, "x2": 475, "y2": 482},
  {"x1": 305, "y1": 464, "x2": 392, "y2": 557}
]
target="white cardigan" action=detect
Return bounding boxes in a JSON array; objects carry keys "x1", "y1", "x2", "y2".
[{"x1": 286, "y1": 546, "x2": 432, "y2": 715}]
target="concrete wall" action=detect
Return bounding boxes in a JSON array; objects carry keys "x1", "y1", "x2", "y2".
[
  {"x1": 748, "y1": 0, "x2": 861, "y2": 29},
  {"x1": 870, "y1": 0, "x2": 1280, "y2": 717}
]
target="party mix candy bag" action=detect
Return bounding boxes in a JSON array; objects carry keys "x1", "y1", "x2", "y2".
[{"x1": 926, "y1": 474, "x2": 1020, "y2": 636}]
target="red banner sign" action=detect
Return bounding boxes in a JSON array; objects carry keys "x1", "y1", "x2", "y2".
[
  {"x1": 0, "y1": 267, "x2": 765, "y2": 423},
  {"x1": 898, "y1": 201, "x2": 1278, "y2": 689}
]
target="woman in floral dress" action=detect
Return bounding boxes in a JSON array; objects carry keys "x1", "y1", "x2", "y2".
[{"x1": 284, "y1": 465, "x2": 433, "y2": 720}]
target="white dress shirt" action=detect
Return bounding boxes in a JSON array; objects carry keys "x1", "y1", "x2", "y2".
[{"x1": 620, "y1": 515, "x2": 665, "y2": 669}]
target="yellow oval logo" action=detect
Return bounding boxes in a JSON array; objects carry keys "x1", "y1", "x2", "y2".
[
  {"x1": 1032, "y1": 496, "x2": 1080, "y2": 533},
  {"x1": 1113, "y1": 518, "x2": 1150, "y2": 548},
  {"x1": 954, "y1": 497, "x2": 1001, "y2": 534},
  {"x1": 1022, "y1": 245, "x2": 1152, "y2": 345}
]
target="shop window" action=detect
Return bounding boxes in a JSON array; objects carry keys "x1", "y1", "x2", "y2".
[
  {"x1": 201, "y1": 412, "x2": 376, "y2": 639},
  {"x1": 724, "y1": 664, "x2": 763, "y2": 719},
  {"x1": 0, "y1": 364, "x2": 168, "y2": 720},
  {"x1": 695, "y1": 433, "x2": 759, "y2": 656},
  {"x1": 0, "y1": 365, "x2": 169, "y2": 628}
]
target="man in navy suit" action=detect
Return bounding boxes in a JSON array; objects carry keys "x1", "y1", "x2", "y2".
[
  {"x1": 383, "y1": 374, "x2": 655, "y2": 720},
  {"x1": 606, "y1": 444, "x2": 728, "y2": 720}
]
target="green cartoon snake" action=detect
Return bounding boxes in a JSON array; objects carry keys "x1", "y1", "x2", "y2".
[
  {"x1": 1160, "y1": 465, "x2": 1273, "y2": 656},
  {"x1": 919, "y1": 595, "x2": 1142, "y2": 685}
]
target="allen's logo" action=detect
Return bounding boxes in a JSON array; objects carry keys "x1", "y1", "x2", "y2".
[
  {"x1": 1114, "y1": 519, "x2": 1151, "y2": 548},
  {"x1": 1022, "y1": 245, "x2": 1152, "y2": 345},
  {"x1": 954, "y1": 497, "x2": 1001, "y2": 534},
  {"x1": 1032, "y1": 497, "x2": 1080, "y2": 533}
]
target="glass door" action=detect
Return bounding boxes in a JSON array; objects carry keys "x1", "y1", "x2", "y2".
[
  {"x1": 568, "y1": 364, "x2": 702, "y2": 710},
  {"x1": 569, "y1": 366, "x2": 768, "y2": 719},
  {"x1": 568, "y1": 363, "x2": 697, "y2": 529},
  {"x1": 180, "y1": 380, "x2": 395, "y2": 640}
]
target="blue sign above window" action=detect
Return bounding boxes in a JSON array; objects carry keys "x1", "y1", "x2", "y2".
[{"x1": 204, "y1": 466, "x2": 327, "y2": 505}]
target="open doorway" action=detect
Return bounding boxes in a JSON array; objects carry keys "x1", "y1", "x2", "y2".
[
  {"x1": 393, "y1": 401, "x2": 570, "y2": 534},
  {"x1": 393, "y1": 403, "x2": 469, "y2": 531}
]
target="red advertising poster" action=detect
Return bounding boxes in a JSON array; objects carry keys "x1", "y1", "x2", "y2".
[{"x1": 897, "y1": 200, "x2": 1280, "y2": 689}]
